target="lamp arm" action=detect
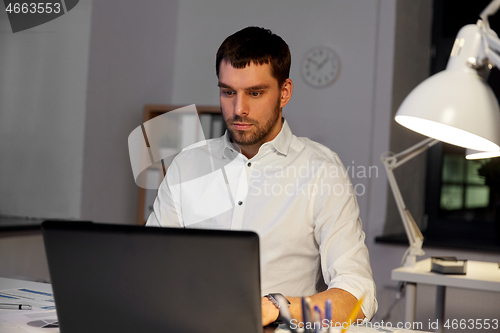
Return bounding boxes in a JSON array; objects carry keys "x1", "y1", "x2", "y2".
[
  {"x1": 477, "y1": 0, "x2": 500, "y2": 68},
  {"x1": 483, "y1": 31, "x2": 500, "y2": 68},
  {"x1": 480, "y1": 0, "x2": 500, "y2": 30},
  {"x1": 380, "y1": 138, "x2": 439, "y2": 267},
  {"x1": 387, "y1": 137, "x2": 438, "y2": 169}
]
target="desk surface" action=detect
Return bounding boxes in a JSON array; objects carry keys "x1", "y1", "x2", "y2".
[
  {"x1": 1, "y1": 277, "x2": 429, "y2": 333},
  {"x1": 0, "y1": 277, "x2": 56, "y2": 333},
  {"x1": 392, "y1": 258, "x2": 500, "y2": 291}
]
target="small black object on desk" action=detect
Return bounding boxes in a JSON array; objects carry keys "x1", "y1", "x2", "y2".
[{"x1": 431, "y1": 256, "x2": 467, "y2": 275}]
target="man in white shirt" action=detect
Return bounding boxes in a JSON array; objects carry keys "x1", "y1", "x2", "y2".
[{"x1": 147, "y1": 26, "x2": 377, "y2": 326}]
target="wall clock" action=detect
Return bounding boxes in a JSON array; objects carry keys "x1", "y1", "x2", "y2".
[{"x1": 301, "y1": 45, "x2": 340, "y2": 88}]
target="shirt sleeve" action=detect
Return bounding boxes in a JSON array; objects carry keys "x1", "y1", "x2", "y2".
[
  {"x1": 146, "y1": 160, "x2": 184, "y2": 228},
  {"x1": 312, "y1": 154, "x2": 378, "y2": 321}
]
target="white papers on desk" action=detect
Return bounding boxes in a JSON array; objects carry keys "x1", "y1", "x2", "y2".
[
  {"x1": 0, "y1": 311, "x2": 58, "y2": 333},
  {"x1": 0, "y1": 287, "x2": 58, "y2": 333},
  {"x1": 0, "y1": 288, "x2": 55, "y2": 311},
  {"x1": 0, "y1": 317, "x2": 28, "y2": 333}
]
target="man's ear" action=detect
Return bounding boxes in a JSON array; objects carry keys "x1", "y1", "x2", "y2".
[{"x1": 280, "y1": 78, "x2": 293, "y2": 108}]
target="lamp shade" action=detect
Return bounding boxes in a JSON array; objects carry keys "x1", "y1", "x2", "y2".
[{"x1": 395, "y1": 24, "x2": 500, "y2": 152}]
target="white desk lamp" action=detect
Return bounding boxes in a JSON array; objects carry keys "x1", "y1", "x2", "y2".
[{"x1": 381, "y1": 0, "x2": 500, "y2": 267}]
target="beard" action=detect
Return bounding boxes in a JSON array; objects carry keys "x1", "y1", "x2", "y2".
[{"x1": 223, "y1": 97, "x2": 281, "y2": 147}]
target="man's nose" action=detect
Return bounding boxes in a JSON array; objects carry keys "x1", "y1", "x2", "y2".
[{"x1": 234, "y1": 94, "x2": 249, "y2": 117}]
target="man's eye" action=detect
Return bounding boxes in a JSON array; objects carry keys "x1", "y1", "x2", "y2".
[
  {"x1": 250, "y1": 92, "x2": 261, "y2": 97},
  {"x1": 223, "y1": 91, "x2": 235, "y2": 96}
]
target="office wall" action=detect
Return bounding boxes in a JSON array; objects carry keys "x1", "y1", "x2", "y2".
[
  {"x1": 0, "y1": 0, "x2": 92, "y2": 219},
  {"x1": 370, "y1": 0, "x2": 434, "y2": 298},
  {"x1": 0, "y1": 1, "x2": 92, "y2": 282},
  {"x1": 0, "y1": 231, "x2": 49, "y2": 282},
  {"x1": 383, "y1": 0, "x2": 433, "y2": 237},
  {"x1": 80, "y1": 0, "x2": 179, "y2": 224}
]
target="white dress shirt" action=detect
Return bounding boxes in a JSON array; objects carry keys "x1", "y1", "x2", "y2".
[{"x1": 146, "y1": 120, "x2": 378, "y2": 320}]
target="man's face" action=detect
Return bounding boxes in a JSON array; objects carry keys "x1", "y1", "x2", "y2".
[{"x1": 218, "y1": 61, "x2": 284, "y2": 148}]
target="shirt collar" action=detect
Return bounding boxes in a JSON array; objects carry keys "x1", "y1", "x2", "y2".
[
  {"x1": 268, "y1": 118, "x2": 292, "y2": 156},
  {"x1": 222, "y1": 130, "x2": 238, "y2": 158},
  {"x1": 222, "y1": 118, "x2": 293, "y2": 159}
]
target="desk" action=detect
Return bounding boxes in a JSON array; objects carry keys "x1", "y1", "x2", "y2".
[
  {"x1": 392, "y1": 259, "x2": 500, "y2": 333},
  {"x1": 2, "y1": 277, "x2": 274, "y2": 333},
  {"x1": 0, "y1": 277, "x2": 56, "y2": 332},
  {"x1": 2, "y1": 277, "x2": 429, "y2": 333}
]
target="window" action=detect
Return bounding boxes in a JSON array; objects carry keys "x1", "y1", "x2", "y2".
[{"x1": 440, "y1": 154, "x2": 489, "y2": 212}]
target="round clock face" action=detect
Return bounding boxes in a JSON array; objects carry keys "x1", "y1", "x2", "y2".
[{"x1": 301, "y1": 46, "x2": 340, "y2": 88}]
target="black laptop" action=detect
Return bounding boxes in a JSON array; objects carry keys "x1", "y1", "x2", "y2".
[{"x1": 41, "y1": 221, "x2": 262, "y2": 333}]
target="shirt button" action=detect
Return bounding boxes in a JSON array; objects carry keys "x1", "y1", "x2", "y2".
[
  {"x1": 247, "y1": 162, "x2": 251, "y2": 167},
  {"x1": 238, "y1": 201, "x2": 243, "y2": 206}
]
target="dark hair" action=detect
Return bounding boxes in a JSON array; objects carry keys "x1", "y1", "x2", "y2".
[{"x1": 216, "y1": 26, "x2": 291, "y2": 87}]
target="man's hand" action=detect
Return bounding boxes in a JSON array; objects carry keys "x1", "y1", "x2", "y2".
[
  {"x1": 261, "y1": 289, "x2": 365, "y2": 326},
  {"x1": 287, "y1": 289, "x2": 365, "y2": 326},
  {"x1": 261, "y1": 296, "x2": 280, "y2": 326}
]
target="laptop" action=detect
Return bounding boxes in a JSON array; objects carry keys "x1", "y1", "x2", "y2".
[{"x1": 41, "y1": 221, "x2": 262, "y2": 333}]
